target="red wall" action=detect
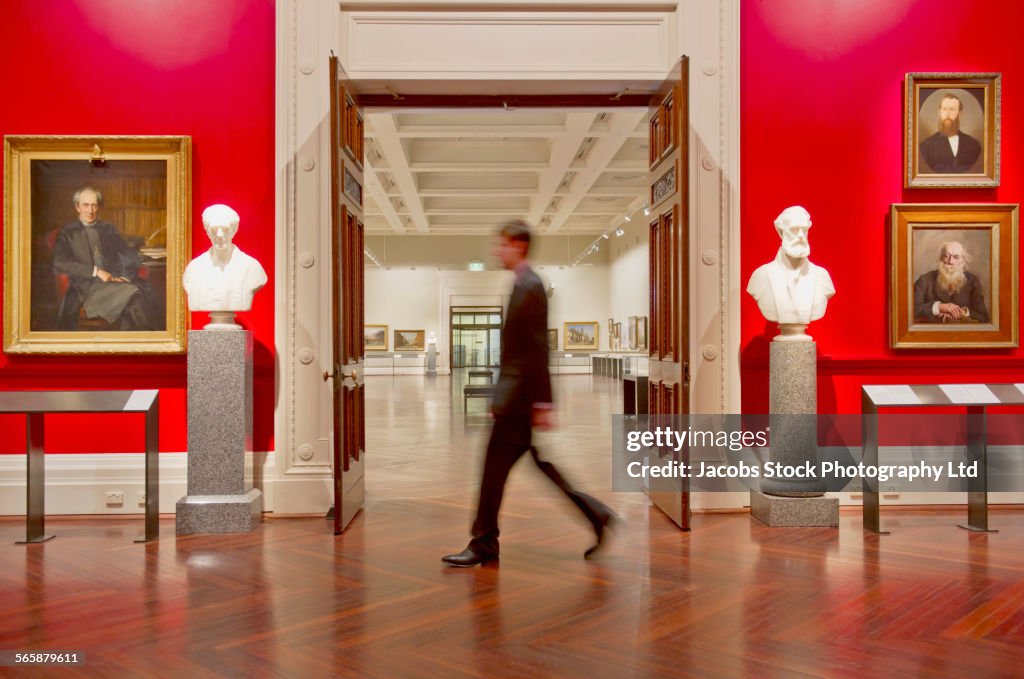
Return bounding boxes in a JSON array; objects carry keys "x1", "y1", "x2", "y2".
[
  {"x1": 0, "y1": 0, "x2": 275, "y2": 452},
  {"x1": 741, "y1": 0, "x2": 1024, "y2": 414}
]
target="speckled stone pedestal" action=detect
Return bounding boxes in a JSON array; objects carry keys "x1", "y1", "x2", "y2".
[
  {"x1": 750, "y1": 491, "x2": 838, "y2": 527},
  {"x1": 760, "y1": 338, "x2": 826, "y2": 497},
  {"x1": 176, "y1": 329, "x2": 262, "y2": 535}
]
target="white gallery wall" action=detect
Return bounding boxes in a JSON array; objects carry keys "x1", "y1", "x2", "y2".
[
  {"x1": 607, "y1": 217, "x2": 651, "y2": 330},
  {"x1": 365, "y1": 263, "x2": 613, "y2": 364}
]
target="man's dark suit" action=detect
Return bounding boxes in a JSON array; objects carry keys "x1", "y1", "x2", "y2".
[
  {"x1": 51, "y1": 220, "x2": 152, "y2": 330},
  {"x1": 913, "y1": 269, "x2": 989, "y2": 322},
  {"x1": 919, "y1": 131, "x2": 982, "y2": 173},
  {"x1": 468, "y1": 264, "x2": 610, "y2": 557}
]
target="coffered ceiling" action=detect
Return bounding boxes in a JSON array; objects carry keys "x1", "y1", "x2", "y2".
[{"x1": 363, "y1": 109, "x2": 650, "y2": 236}]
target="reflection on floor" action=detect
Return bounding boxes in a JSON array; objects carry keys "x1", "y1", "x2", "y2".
[{"x1": 1, "y1": 372, "x2": 1023, "y2": 676}]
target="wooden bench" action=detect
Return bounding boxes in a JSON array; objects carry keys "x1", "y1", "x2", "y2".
[
  {"x1": 464, "y1": 384, "x2": 496, "y2": 411},
  {"x1": 468, "y1": 369, "x2": 494, "y2": 384}
]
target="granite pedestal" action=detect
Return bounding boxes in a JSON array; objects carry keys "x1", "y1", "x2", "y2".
[
  {"x1": 176, "y1": 329, "x2": 262, "y2": 534},
  {"x1": 753, "y1": 326, "x2": 837, "y2": 527},
  {"x1": 750, "y1": 491, "x2": 838, "y2": 527}
]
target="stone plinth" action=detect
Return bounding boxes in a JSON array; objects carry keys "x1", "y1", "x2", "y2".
[
  {"x1": 750, "y1": 491, "x2": 838, "y2": 527},
  {"x1": 176, "y1": 329, "x2": 262, "y2": 535},
  {"x1": 760, "y1": 337, "x2": 826, "y2": 497}
]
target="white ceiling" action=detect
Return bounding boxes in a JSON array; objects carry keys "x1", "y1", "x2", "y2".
[{"x1": 363, "y1": 109, "x2": 650, "y2": 236}]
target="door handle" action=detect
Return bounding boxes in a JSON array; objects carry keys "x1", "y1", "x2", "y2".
[
  {"x1": 322, "y1": 364, "x2": 339, "y2": 382},
  {"x1": 347, "y1": 370, "x2": 358, "y2": 381}
]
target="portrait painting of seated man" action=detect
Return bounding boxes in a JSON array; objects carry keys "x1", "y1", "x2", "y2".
[
  {"x1": 50, "y1": 186, "x2": 159, "y2": 331},
  {"x1": 913, "y1": 240, "x2": 989, "y2": 324}
]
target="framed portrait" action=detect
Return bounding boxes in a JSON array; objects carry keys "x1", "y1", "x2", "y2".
[
  {"x1": 393, "y1": 329, "x2": 425, "y2": 352},
  {"x1": 547, "y1": 328, "x2": 558, "y2": 351},
  {"x1": 564, "y1": 321, "x2": 598, "y2": 351},
  {"x1": 364, "y1": 324, "x2": 387, "y2": 351},
  {"x1": 628, "y1": 316, "x2": 638, "y2": 350},
  {"x1": 4, "y1": 135, "x2": 191, "y2": 354},
  {"x1": 891, "y1": 204, "x2": 1017, "y2": 348},
  {"x1": 905, "y1": 72, "x2": 1000, "y2": 188},
  {"x1": 637, "y1": 315, "x2": 648, "y2": 350}
]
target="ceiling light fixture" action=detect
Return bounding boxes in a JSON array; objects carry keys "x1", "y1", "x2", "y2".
[
  {"x1": 615, "y1": 228, "x2": 625, "y2": 237},
  {"x1": 623, "y1": 214, "x2": 631, "y2": 222},
  {"x1": 602, "y1": 233, "x2": 610, "y2": 239}
]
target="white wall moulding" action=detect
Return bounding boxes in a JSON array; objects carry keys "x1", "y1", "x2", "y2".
[
  {"x1": 341, "y1": 11, "x2": 674, "y2": 79},
  {"x1": 0, "y1": 452, "x2": 276, "y2": 516}
]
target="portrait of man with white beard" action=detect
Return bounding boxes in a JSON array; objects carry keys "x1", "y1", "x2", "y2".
[{"x1": 913, "y1": 241, "x2": 989, "y2": 323}]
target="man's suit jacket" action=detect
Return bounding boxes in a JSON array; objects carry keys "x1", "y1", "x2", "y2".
[
  {"x1": 913, "y1": 269, "x2": 989, "y2": 322},
  {"x1": 919, "y1": 131, "x2": 982, "y2": 173},
  {"x1": 51, "y1": 220, "x2": 142, "y2": 327},
  {"x1": 491, "y1": 265, "x2": 553, "y2": 418}
]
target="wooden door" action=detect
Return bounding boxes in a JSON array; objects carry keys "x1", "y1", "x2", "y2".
[
  {"x1": 647, "y1": 57, "x2": 691, "y2": 530},
  {"x1": 327, "y1": 56, "x2": 366, "y2": 534}
]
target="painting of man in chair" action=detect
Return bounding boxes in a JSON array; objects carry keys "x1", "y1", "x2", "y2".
[
  {"x1": 49, "y1": 186, "x2": 160, "y2": 331},
  {"x1": 27, "y1": 158, "x2": 170, "y2": 335},
  {"x1": 5, "y1": 135, "x2": 189, "y2": 354}
]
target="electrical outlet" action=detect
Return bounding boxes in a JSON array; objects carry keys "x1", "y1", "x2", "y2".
[
  {"x1": 105, "y1": 491, "x2": 124, "y2": 505},
  {"x1": 137, "y1": 492, "x2": 146, "y2": 506}
]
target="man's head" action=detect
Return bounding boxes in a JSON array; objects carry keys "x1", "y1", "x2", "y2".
[
  {"x1": 202, "y1": 204, "x2": 240, "y2": 253},
  {"x1": 937, "y1": 93, "x2": 963, "y2": 137},
  {"x1": 493, "y1": 219, "x2": 532, "y2": 270},
  {"x1": 73, "y1": 187, "x2": 102, "y2": 225},
  {"x1": 936, "y1": 240, "x2": 969, "y2": 294},
  {"x1": 774, "y1": 206, "x2": 812, "y2": 259}
]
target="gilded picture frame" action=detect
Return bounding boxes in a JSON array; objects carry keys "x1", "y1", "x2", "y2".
[
  {"x1": 905, "y1": 72, "x2": 1000, "y2": 188},
  {"x1": 393, "y1": 329, "x2": 425, "y2": 352},
  {"x1": 891, "y1": 203, "x2": 1017, "y2": 348},
  {"x1": 364, "y1": 324, "x2": 388, "y2": 351},
  {"x1": 4, "y1": 135, "x2": 191, "y2": 354},
  {"x1": 564, "y1": 321, "x2": 598, "y2": 351}
]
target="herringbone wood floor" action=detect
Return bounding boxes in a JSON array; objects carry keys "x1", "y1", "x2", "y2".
[{"x1": 1, "y1": 374, "x2": 1023, "y2": 678}]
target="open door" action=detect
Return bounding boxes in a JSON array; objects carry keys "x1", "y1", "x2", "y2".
[
  {"x1": 326, "y1": 56, "x2": 366, "y2": 534},
  {"x1": 648, "y1": 57, "x2": 691, "y2": 530}
]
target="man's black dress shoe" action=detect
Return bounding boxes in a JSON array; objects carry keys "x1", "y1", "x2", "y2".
[
  {"x1": 441, "y1": 547, "x2": 498, "y2": 567},
  {"x1": 584, "y1": 511, "x2": 618, "y2": 559}
]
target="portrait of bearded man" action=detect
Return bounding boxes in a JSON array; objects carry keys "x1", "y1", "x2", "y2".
[
  {"x1": 918, "y1": 92, "x2": 983, "y2": 174},
  {"x1": 913, "y1": 241, "x2": 989, "y2": 323}
]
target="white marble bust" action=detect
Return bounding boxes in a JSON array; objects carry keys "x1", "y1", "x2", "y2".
[
  {"x1": 746, "y1": 206, "x2": 835, "y2": 337},
  {"x1": 183, "y1": 204, "x2": 268, "y2": 329}
]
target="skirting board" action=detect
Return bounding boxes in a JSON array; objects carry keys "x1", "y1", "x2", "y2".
[{"x1": 0, "y1": 452, "x2": 274, "y2": 516}]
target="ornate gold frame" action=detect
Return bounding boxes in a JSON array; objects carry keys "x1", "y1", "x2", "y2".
[
  {"x1": 890, "y1": 203, "x2": 1018, "y2": 348},
  {"x1": 4, "y1": 135, "x2": 191, "y2": 353},
  {"x1": 364, "y1": 324, "x2": 388, "y2": 351},
  {"x1": 393, "y1": 329, "x2": 425, "y2": 352},
  {"x1": 564, "y1": 321, "x2": 598, "y2": 351},
  {"x1": 905, "y1": 72, "x2": 1001, "y2": 188}
]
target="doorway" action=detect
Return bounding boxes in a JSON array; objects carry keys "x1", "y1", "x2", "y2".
[{"x1": 450, "y1": 306, "x2": 502, "y2": 370}]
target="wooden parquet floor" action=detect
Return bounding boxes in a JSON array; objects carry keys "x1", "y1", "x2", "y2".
[{"x1": 1, "y1": 374, "x2": 1023, "y2": 678}]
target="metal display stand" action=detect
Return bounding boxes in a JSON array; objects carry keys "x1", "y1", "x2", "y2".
[
  {"x1": 0, "y1": 390, "x2": 160, "y2": 544},
  {"x1": 861, "y1": 383, "x2": 1024, "y2": 534}
]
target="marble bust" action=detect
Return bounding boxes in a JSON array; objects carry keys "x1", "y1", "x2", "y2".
[
  {"x1": 183, "y1": 204, "x2": 268, "y2": 329},
  {"x1": 746, "y1": 206, "x2": 835, "y2": 338}
]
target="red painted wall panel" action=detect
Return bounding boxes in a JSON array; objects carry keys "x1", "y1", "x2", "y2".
[
  {"x1": 0, "y1": 0, "x2": 275, "y2": 452},
  {"x1": 741, "y1": 0, "x2": 1024, "y2": 414}
]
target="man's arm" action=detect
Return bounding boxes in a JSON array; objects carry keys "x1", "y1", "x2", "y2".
[
  {"x1": 913, "y1": 274, "x2": 940, "y2": 321},
  {"x1": 52, "y1": 228, "x2": 96, "y2": 279},
  {"x1": 967, "y1": 275, "x2": 990, "y2": 322}
]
